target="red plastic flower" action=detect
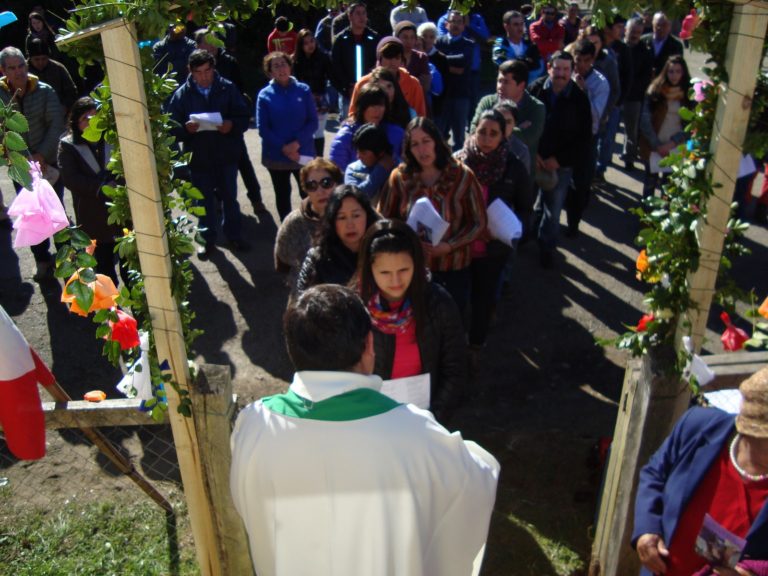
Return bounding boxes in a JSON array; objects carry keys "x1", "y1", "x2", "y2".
[
  {"x1": 636, "y1": 313, "x2": 655, "y2": 332},
  {"x1": 108, "y1": 309, "x2": 140, "y2": 350},
  {"x1": 720, "y1": 312, "x2": 748, "y2": 351}
]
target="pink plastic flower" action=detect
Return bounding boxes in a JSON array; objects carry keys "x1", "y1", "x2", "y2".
[
  {"x1": 720, "y1": 312, "x2": 748, "y2": 351},
  {"x1": 693, "y1": 80, "x2": 713, "y2": 103}
]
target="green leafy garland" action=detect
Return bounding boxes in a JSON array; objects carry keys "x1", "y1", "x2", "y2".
[{"x1": 606, "y1": 1, "x2": 768, "y2": 377}]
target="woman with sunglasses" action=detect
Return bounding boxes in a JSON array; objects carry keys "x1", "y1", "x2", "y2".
[
  {"x1": 329, "y1": 83, "x2": 404, "y2": 172},
  {"x1": 354, "y1": 220, "x2": 466, "y2": 420},
  {"x1": 297, "y1": 185, "x2": 380, "y2": 293},
  {"x1": 275, "y1": 158, "x2": 342, "y2": 296}
]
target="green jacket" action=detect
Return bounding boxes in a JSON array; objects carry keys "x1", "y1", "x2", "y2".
[
  {"x1": 0, "y1": 74, "x2": 64, "y2": 165},
  {"x1": 470, "y1": 91, "x2": 545, "y2": 171}
]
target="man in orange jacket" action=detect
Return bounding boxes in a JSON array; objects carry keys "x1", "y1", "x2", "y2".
[{"x1": 348, "y1": 36, "x2": 426, "y2": 118}]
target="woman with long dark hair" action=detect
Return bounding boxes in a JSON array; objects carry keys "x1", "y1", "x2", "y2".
[
  {"x1": 58, "y1": 97, "x2": 127, "y2": 286},
  {"x1": 369, "y1": 66, "x2": 413, "y2": 129},
  {"x1": 25, "y1": 12, "x2": 59, "y2": 58},
  {"x1": 292, "y1": 28, "x2": 334, "y2": 156},
  {"x1": 329, "y1": 83, "x2": 404, "y2": 172},
  {"x1": 379, "y1": 117, "x2": 487, "y2": 314},
  {"x1": 639, "y1": 55, "x2": 692, "y2": 199},
  {"x1": 355, "y1": 219, "x2": 467, "y2": 419},
  {"x1": 296, "y1": 185, "x2": 380, "y2": 293},
  {"x1": 455, "y1": 109, "x2": 532, "y2": 348}
]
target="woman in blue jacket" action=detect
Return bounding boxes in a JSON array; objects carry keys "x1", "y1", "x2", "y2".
[
  {"x1": 329, "y1": 84, "x2": 404, "y2": 172},
  {"x1": 256, "y1": 52, "x2": 318, "y2": 221},
  {"x1": 633, "y1": 367, "x2": 768, "y2": 576}
]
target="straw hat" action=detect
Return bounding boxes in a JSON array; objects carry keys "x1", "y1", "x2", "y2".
[{"x1": 736, "y1": 366, "x2": 768, "y2": 438}]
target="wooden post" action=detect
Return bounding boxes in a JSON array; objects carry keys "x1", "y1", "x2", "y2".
[
  {"x1": 686, "y1": 1, "x2": 768, "y2": 352},
  {"x1": 590, "y1": 349, "x2": 689, "y2": 576},
  {"x1": 190, "y1": 365, "x2": 254, "y2": 576},
  {"x1": 57, "y1": 19, "x2": 223, "y2": 575}
]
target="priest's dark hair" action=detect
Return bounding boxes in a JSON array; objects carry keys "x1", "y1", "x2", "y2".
[{"x1": 284, "y1": 285, "x2": 372, "y2": 371}]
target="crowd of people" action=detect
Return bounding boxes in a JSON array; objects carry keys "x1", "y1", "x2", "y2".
[{"x1": 1, "y1": 2, "x2": 768, "y2": 575}]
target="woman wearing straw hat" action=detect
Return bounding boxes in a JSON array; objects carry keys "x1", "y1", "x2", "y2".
[{"x1": 632, "y1": 367, "x2": 768, "y2": 576}]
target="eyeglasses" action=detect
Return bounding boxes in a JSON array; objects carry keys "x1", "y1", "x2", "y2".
[{"x1": 304, "y1": 177, "x2": 336, "y2": 192}]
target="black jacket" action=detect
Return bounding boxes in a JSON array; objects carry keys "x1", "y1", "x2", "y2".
[
  {"x1": 640, "y1": 33, "x2": 684, "y2": 77},
  {"x1": 330, "y1": 27, "x2": 380, "y2": 97},
  {"x1": 626, "y1": 42, "x2": 654, "y2": 103},
  {"x1": 373, "y1": 282, "x2": 466, "y2": 418},
  {"x1": 293, "y1": 48, "x2": 335, "y2": 97},
  {"x1": 528, "y1": 77, "x2": 592, "y2": 168},
  {"x1": 487, "y1": 152, "x2": 533, "y2": 254},
  {"x1": 58, "y1": 134, "x2": 121, "y2": 243},
  {"x1": 296, "y1": 242, "x2": 358, "y2": 294}
]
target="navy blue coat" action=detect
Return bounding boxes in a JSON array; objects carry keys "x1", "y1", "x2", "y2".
[
  {"x1": 633, "y1": 407, "x2": 768, "y2": 575},
  {"x1": 167, "y1": 72, "x2": 250, "y2": 171}
]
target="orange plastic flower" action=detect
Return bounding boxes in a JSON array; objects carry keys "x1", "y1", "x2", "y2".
[
  {"x1": 720, "y1": 312, "x2": 748, "y2": 352},
  {"x1": 85, "y1": 239, "x2": 97, "y2": 255},
  {"x1": 61, "y1": 271, "x2": 119, "y2": 317},
  {"x1": 635, "y1": 250, "x2": 649, "y2": 279},
  {"x1": 759, "y1": 296, "x2": 768, "y2": 320},
  {"x1": 636, "y1": 313, "x2": 655, "y2": 332},
  {"x1": 108, "y1": 309, "x2": 140, "y2": 350}
]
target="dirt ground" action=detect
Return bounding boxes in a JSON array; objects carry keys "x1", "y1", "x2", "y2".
[{"x1": 2, "y1": 49, "x2": 767, "y2": 575}]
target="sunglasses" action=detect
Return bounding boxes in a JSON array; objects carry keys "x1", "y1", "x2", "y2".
[{"x1": 304, "y1": 177, "x2": 336, "y2": 192}]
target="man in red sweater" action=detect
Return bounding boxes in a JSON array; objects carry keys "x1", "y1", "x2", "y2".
[{"x1": 529, "y1": 4, "x2": 565, "y2": 66}]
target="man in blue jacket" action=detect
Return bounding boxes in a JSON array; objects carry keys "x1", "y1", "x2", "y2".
[
  {"x1": 435, "y1": 11, "x2": 475, "y2": 151},
  {"x1": 168, "y1": 49, "x2": 251, "y2": 258}
]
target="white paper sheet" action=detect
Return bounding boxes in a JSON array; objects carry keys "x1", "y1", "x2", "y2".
[
  {"x1": 116, "y1": 331, "x2": 153, "y2": 400},
  {"x1": 487, "y1": 198, "x2": 522, "y2": 246},
  {"x1": 703, "y1": 389, "x2": 742, "y2": 414},
  {"x1": 380, "y1": 373, "x2": 431, "y2": 409},
  {"x1": 190, "y1": 112, "x2": 223, "y2": 132},
  {"x1": 649, "y1": 151, "x2": 673, "y2": 174},
  {"x1": 406, "y1": 198, "x2": 449, "y2": 247}
]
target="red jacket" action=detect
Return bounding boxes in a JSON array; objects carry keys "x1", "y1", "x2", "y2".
[
  {"x1": 267, "y1": 29, "x2": 297, "y2": 55},
  {"x1": 528, "y1": 18, "x2": 565, "y2": 64}
]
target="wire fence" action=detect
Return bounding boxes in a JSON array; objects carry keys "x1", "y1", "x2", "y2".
[{"x1": 0, "y1": 420, "x2": 180, "y2": 515}]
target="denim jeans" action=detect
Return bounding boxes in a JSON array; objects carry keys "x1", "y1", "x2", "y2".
[
  {"x1": 535, "y1": 166, "x2": 573, "y2": 251},
  {"x1": 191, "y1": 163, "x2": 242, "y2": 245},
  {"x1": 436, "y1": 97, "x2": 469, "y2": 152},
  {"x1": 597, "y1": 106, "x2": 622, "y2": 174}
]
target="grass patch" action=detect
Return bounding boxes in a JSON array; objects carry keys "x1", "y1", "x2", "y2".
[
  {"x1": 0, "y1": 490, "x2": 198, "y2": 575},
  {"x1": 506, "y1": 513, "x2": 586, "y2": 576}
]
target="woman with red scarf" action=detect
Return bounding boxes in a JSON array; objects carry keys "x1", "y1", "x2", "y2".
[
  {"x1": 354, "y1": 219, "x2": 467, "y2": 421},
  {"x1": 455, "y1": 109, "x2": 531, "y2": 349}
]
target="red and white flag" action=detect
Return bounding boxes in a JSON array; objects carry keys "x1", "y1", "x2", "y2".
[{"x1": 0, "y1": 305, "x2": 55, "y2": 460}]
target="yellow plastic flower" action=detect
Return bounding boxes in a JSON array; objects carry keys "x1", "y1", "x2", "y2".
[{"x1": 759, "y1": 296, "x2": 768, "y2": 320}]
